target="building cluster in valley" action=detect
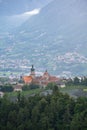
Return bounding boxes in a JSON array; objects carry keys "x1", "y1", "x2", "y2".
[
  {"x1": 23, "y1": 65, "x2": 65, "y2": 88},
  {"x1": 0, "y1": 65, "x2": 66, "y2": 97}
]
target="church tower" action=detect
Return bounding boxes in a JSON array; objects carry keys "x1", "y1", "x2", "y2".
[
  {"x1": 30, "y1": 65, "x2": 35, "y2": 79},
  {"x1": 42, "y1": 70, "x2": 50, "y2": 80}
]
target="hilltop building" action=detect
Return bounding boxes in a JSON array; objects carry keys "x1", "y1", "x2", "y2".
[
  {"x1": 23, "y1": 65, "x2": 63, "y2": 88},
  {"x1": 14, "y1": 85, "x2": 22, "y2": 92},
  {"x1": 0, "y1": 92, "x2": 4, "y2": 98}
]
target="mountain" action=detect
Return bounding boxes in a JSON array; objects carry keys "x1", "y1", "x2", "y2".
[
  {"x1": 0, "y1": 0, "x2": 87, "y2": 77},
  {"x1": 0, "y1": 0, "x2": 52, "y2": 15},
  {"x1": 0, "y1": 0, "x2": 52, "y2": 31}
]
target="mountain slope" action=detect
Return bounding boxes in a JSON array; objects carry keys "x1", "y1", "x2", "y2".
[
  {"x1": 0, "y1": 0, "x2": 87, "y2": 76},
  {"x1": 0, "y1": 0, "x2": 52, "y2": 15},
  {"x1": 21, "y1": 0, "x2": 87, "y2": 45},
  {"x1": 0, "y1": 0, "x2": 52, "y2": 32}
]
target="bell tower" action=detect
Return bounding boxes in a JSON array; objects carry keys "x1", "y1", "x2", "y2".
[{"x1": 30, "y1": 65, "x2": 35, "y2": 79}]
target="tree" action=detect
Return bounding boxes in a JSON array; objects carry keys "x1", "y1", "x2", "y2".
[
  {"x1": 73, "y1": 77, "x2": 80, "y2": 85},
  {"x1": 46, "y1": 82, "x2": 56, "y2": 89},
  {"x1": 53, "y1": 85, "x2": 59, "y2": 94},
  {"x1": 0, "y1": 85, "x2": 13, "y2": 92}
]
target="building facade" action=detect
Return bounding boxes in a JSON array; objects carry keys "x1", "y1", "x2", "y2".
[{"x1": 23, "y1": 65, "x2": 62, "y2": 88}]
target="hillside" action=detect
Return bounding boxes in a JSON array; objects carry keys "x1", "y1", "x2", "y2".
[
  {"x1": 0, "y1": 0, "x2": 52, "y2": 15},
  {"x1": 0, "y1": 0, "x2": 87, "y2": 76},
  {"x1": 0, "y1": 0, "x2": 52, "y2": 31}
]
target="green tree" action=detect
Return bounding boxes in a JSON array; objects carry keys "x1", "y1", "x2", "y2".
[
  {"x1": 0, "y1": 84, "x2": 13, "y2": 92},
  {"x1": 53, "y1": 85, "x2": 59, "y2": 94},
  {"x1": 73, "y1": 77, "x2": 80, "y2": 85},
  {"x1": 46, "y1": 82, "x2": 56, "y2": 89}
]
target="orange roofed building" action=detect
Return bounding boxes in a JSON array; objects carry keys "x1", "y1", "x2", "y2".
[
  {"x1": 23, "y1": 65, "x2": 60, "y2": 87},
  {"x1": 23, "y1": 65, "x2": 35, "y2": 84},
  {"x1": 23, "y1": 76, "x2": 33, "y2": 84}
]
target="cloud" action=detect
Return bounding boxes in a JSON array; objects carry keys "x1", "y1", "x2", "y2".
[
  {"x1": 11, "y1": 8, "x2": 41, "y2": 21},
  {"x1": 6, "y1": 8, "x2": 41, "y2": 27},
  {"x1": 23, "y1": 9, "x2": 40, "y2": 16}
]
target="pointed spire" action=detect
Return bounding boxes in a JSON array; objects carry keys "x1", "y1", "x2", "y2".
[{"x1": 45, "y1": 70, "x2": 47, "y2": 72}]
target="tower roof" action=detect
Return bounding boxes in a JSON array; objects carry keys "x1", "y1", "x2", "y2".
[
  {"x1": 43, "y1": 70, "x2": 50, "y2": 76},
  {"x1": 31, "y1": 65, "x2": 35, "y2": 72}
]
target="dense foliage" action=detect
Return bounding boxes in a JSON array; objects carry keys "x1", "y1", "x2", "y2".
[
  {"x1": 0, "y1": 89, "x2": 87, "y2": 130},
  {"x1": 0, "y1": 85, "x2": 13, "y2": 92},
  {"x1": 66, "y1": 76, "x2": 87, "y2": 86},
  {"x1": 0, "y1": 77, "x2": 9, "y2": 83},
  {"x1": 22, "y1": 84, "x2": 39, "y2": 91}
]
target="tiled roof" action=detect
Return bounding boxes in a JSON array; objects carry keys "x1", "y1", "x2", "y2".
[
  {"x1": 49, "y1": 76, "x2": 59, "y2": 81},
  {"x1": 23, "y1": 68, "x2": 60, "y2": 86},
  {"x1": 23, "y1": 76, "x2": 32, "y2": 84}
]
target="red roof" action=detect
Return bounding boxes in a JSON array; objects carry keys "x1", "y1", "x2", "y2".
[
  {"x1": 23, "y1": 76, "x2": 32, "y2": 84},
  {"x1": 23, "y1": 69, "x2": 60, "y2": 86}
]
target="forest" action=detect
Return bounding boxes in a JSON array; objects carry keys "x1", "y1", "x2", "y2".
[{"x1": 0, "y1": 86, "x2": 87, "y2": 130}]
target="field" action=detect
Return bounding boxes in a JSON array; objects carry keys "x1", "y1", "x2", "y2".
[
  {"x1": 5, "y1": 85, "x2": 87, "y2": 101},
  {"x1": 6, "y1": 89, "x2": 42, "y2": 101},
  {"x1": 60, "y1": 85, "x2": 87, "y2": 98},
  {"x1": 83, "y1": 89, "x2": 87, "y2": 92}
]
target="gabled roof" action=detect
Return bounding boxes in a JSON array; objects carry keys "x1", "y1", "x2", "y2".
[
  {"x1": 49, "y1": 76, "x2": 59, "y2": 82},
  {"x1": 23, "y1": 76, "x2": 32, "y2": 84}
]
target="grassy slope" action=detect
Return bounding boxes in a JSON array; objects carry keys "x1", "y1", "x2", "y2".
[
  {"x1": 60, "y1": 85, "x2": 87, "y2": 98},
  {"x1": 5, "y1": 85, "x2": 87, "y2": 101},
  {"x1": 6, "y1": 88, "x2": 42, "y2": 101}
]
